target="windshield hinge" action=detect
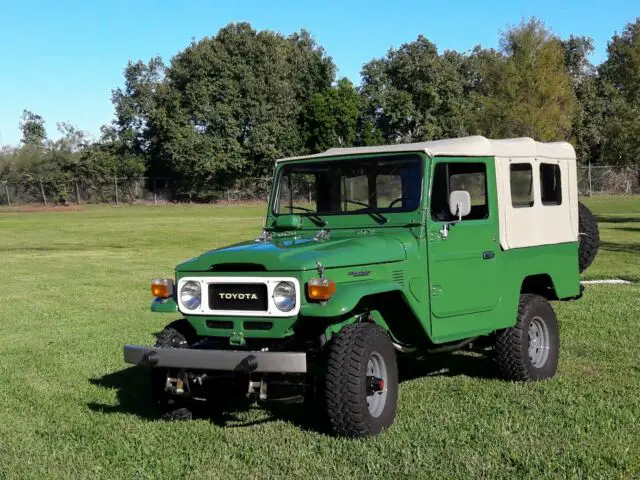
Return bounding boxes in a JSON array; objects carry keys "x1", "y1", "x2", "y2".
[
  {"x1": 313, "y1": 229, "x2": 331, "y2": 242},
  {"x1": 255, "y1": 229, "x2": 273, "y2": 243}
]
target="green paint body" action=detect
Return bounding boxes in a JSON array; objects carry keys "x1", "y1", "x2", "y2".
[{"x1": 155, "y1": 153, "x2": 580, "y2": 346}]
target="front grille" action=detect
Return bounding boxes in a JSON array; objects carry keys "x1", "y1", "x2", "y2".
[{"x1": 208, "y1": 283, "x2": 268, "y2": 311}]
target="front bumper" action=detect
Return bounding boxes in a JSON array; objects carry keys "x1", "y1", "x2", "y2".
[{"x1": 123, "y1": 345, "x2": 307, "y2": 373}]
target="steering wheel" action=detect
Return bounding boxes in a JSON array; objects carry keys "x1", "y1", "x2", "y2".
[{"x1": 388, "y1": 197, "x2": 404, "y2": 208}]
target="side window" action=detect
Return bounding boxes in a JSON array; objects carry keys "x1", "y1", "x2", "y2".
[
  {"x1": 430, "y1": 162, "x2": 488, "y2": 221},
  {"x1": 510, "y1": 164, "x2": 534, "y2": 208},
  {"x1": 540, "y1": 163, "x2": 562, "y2": 205}
]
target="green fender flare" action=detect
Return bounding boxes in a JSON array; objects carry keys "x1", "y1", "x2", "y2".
[
  {"x1": 298, "y1": 280, "x2": 402, "y2": 318},
  {"x1": 151, "y1": 297, "x2": 178, "y2": 313}
]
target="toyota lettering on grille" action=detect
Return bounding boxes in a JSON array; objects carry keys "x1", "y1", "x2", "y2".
[{"x1": 218, "y1": 292, "x2": 259, "y2": 300}]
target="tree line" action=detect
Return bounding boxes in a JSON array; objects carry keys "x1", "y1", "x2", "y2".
[{"x1": 1, "y1": 17, "x2": 639, "y2": 201}]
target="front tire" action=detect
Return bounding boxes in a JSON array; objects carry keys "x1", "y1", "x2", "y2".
[
  {"x1": 151, "y1": 320, "x2": 195, "y2": 419},
  {"x1": 495, "y1": 294, "x2": 560, "y2": 381},
  {"x1": 324, "y1": 323, "x2": 398, "y2": 437}
]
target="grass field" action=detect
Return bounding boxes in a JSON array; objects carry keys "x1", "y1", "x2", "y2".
[{"x1": 0, "y1": 197, "x2": 639, "y2": 479}]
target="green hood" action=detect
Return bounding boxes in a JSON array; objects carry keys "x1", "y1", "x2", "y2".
[{"x1": 176, "y1": 232, "x2": 408, "y2": 272}]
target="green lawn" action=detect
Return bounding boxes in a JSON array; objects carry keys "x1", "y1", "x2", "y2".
[{"x1": 0, "y1": 197, "x2": 638, "y2": 479}]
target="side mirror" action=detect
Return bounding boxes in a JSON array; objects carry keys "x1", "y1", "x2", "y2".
[{"x1": 448, "y1": 190, "x2": 471, "y2": 221}]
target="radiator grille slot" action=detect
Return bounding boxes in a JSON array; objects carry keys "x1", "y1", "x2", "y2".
[
  {"x1": 206, "y1": 320, "x2": 234, "y2": 329},
  {"x1": 244, "y1": 321, "x2": 273, "y2": 331}
]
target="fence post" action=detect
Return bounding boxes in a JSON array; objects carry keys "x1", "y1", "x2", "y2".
[
  {"x1": 153, "y1": 178, "x2": 157, "y2": 205},
  {"x1": 587, "y1": 161, "x2": 592, "y2": 197},
  {"x1": 74, "y1": 180, "x2": 81, "y2": 205},
  {"x1": 4, "y1": 182, "x2": 10, "y2": 206},
  {"x1": 39, "y1": 180, "x2": 47, "y2": 206},
  {"x1": 114, "y1": 177, "x2": 119, "y2": 205}
]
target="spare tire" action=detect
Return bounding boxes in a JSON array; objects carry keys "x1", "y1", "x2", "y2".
[{"x1": 578, "y1": 202, "x2": 599, "y2": 273}]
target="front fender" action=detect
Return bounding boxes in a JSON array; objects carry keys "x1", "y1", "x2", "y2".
[
  {"x1": 151, "y1": 297, "x2": 178, "y2": 313},
  {"x1": 299, "y1": 280, "x2": 401, "y2": 318}
]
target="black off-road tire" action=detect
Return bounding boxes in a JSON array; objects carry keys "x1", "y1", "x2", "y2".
[
  {"x1": 325, "y1": 323, "x2": 398, "y2": 438},
  {"x1": 495, "y1": 294, "x2": 560, "y2": 381},
  {"x1": 152, "y1": 320, "x2": 196, "y2": 420},
  {"x1": 578, "y1": 201, "x2": 599, "y2": 273}
]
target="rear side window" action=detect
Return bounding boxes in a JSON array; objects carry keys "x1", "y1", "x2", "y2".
[
  {"x1": 540, "y1": 163, "x2": 562, "y2": 205},
  {"x1": 510, "y1": 164, "x2": 533, "y2": 208},
  {"x1": 430, "y1": 162, "x2": 488, "y2": 221}
]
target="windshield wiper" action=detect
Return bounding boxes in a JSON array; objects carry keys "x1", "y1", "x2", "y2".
[
  {"x1": 366, "y1": 211, "x2": 389, "y2": 224},
  {"x1": 344, "y1": 200, "x2": 389, "y2": 224},
  {"x1": 285, "y1": 206, "x2": 328, "y2": 227}
]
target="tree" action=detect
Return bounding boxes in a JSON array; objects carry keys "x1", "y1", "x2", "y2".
[
  {"x1": 360, "y1": 36, "x2": 476, "y2": 143},
  {"x1": 301, "y1": 78, "x2": 361, "y2": 152},
  {"x1": 110, "y1": 23, "x2": 336, "y2": 199},
  {"x1": 478, "y1": 18, "x2": 577, "y2": 141},
  {"x1": 19, "y1": 110, "x2": 47, "y2": 146},
  {"x1": 561, "y1": 36, "x2": 605, "y2": 164},
  {"x1": 599, "y1": 17, "x2": 640, "y2": 167},
  {"x1": 53, "y1": 122, "x2": 90, "y2": 153}
]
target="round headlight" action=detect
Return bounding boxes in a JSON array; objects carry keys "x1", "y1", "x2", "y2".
[
  {"x1": 273, "y1": 281, "x2": 296, "y2": 312},
  {"x1": 180, "y1": 281, "x2": 201, "y2": 310}
]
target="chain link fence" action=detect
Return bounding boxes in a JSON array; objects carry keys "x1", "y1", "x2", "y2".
[
  {"x1": 577, "y1": 165, "x2": 639, "y2": 196},
  {"x1": 0, "y1": 165, "x2": 637, "y2": 206},
  {"x1": 0, "y1": 177, "x2": 276, "y2": 206}
]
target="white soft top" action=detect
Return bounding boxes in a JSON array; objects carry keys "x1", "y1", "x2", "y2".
[{"x1": 277, "y1": 136, "x2": 576, "y2": 162}]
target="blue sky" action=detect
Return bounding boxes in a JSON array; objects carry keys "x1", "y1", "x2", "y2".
[{"x1": 0, "y1": 0, "x2": 637, "y2": 146}]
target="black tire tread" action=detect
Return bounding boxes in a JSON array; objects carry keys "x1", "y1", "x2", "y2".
[
  {"x1": 578, "y1": 201, "x2": 599, "y2": 273},
  {"x1": 154, "y1": 319, "x2": 195, "y2": 348},
  {"x1": 325, "y1": 323, "x2": 397, "y2": 437},
  {"x1": 495, "y1": 294, "x2": 559, "y2": 381}
]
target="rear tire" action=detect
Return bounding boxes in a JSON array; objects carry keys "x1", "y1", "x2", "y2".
[
  {"x1": 324, "y1": 323, "x2": 398, "y2": 437},
  {"x1": 495, "y1": 294, "x2": 560, "y2": 381},
  {"x1": 578, "y1": 201, "x2": 599, "y2": 273}
]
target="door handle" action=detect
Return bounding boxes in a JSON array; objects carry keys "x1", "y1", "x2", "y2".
[{"x1": 482, "y1": 251, "x2": 495, "y2": 260}]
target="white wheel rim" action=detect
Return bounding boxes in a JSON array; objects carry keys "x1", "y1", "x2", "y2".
[
  {"x1": 366, "y1": 351, "x2": 388, "y2": 418},
  {"x1": 528, "y1": 316, "x2": 551, "y2": 368}
]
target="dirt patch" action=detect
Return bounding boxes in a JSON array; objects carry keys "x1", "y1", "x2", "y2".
[{"x1": 0, "y1": 204, "x2": 85, "y2": 213}]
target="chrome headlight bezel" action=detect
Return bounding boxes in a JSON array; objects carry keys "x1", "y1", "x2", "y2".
[
  {"x1": 180, "y1": 280, "x2": 201, "y2": 310},
  {"x1": 272, "y1": 281, "x2": 296, "y2": 312}
]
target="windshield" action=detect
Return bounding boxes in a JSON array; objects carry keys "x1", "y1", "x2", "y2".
[{"x1": 273, "y1": 155, "x2": 422, "y2": 216}]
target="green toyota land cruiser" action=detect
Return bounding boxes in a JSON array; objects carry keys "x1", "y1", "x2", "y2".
[{"x1": 124, "y1": 136, "x2": 599, "y2": 437}]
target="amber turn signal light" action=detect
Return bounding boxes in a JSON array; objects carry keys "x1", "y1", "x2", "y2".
[
  {"x1": 307, "y1": 278, "x2": 336, "y2": 301},
  {"x1": 151, "y1": 278, "x2": 174, "y2": 298}
]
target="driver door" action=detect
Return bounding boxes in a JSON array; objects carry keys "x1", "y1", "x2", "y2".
[{"x1": 426, "y1": 157, "x2": 500, "y2": 339}]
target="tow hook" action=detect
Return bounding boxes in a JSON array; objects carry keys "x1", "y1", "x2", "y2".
[
  {"x1": 248, "y1": 374, "x2": 268, "y2": 401},
  {"x1": 165, "y1": 371, "x2": 190, "y2": 395}
]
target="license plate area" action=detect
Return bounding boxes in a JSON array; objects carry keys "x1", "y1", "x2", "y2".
[{"x1": 209, "y1": 283, "x2": 268, "y2": 311}]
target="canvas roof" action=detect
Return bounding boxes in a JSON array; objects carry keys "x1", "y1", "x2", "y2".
[{"x1": 276, "y1": 136, "x2": 576, "y2": 163}]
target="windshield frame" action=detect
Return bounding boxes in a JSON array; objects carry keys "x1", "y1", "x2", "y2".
[{"x1": 270, "y1": 152, "x2": 425, "y2": 220}]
